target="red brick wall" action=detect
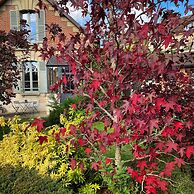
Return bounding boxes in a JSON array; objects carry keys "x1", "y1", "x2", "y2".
[
  {"x1": 45, "y1": 9, "x2": 76, "y2": 37},
  {"x1": 0, "y1": 5, "x2": 15, "y2": 32},
  {"x1": 0, "y1": 3, "x2": 78, "y2": 38}
]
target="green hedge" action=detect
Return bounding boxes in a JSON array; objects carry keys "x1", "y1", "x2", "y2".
[{"x1": 0, "y1": 165, "x2": 71, "y2": 194}]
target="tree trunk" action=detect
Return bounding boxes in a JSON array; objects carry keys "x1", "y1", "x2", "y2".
[{"x1": 115, "y1": 144, "x2": 121, "y2": 167}]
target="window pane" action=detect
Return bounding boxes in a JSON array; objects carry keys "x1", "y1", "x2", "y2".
[
  {"x1": 25, "y1": 82, "x2": 30, "y2": 90},
  {"x1": 63, "y1": 65, "x2": 70, "y2": 73},
  {"x1": 30, "y1": 13, "x2": 36, "y2": 43},
  {"x1": 32, "y1": 72, "x2": 38, "y2": 81},
  {"x1": 24, "y1": 63, "x2": 30, "y2": 73},
  {"x1": 21, "y1": 13, "x2": 30, "y2": 41},
  {"x1": 21, "y1": 13, "x2": 28, "y2": 22},
  {"x1": 66, "y1": 75, "x2": 74, "y2": 90},
  {"x1": 25, "y1": 72, "x2": 30, "y2": 81},
  {"x1": 48, "y1": 67, "x2": 58, "y2": 89},
  {"x1": 33, "y1": 82, "x2": 38, "y2": 89},
  {"x1": 31, "y1": 62, "x2": 38, "y2": 71}
]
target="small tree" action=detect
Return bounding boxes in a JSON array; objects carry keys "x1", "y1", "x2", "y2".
[
  {"x1": 36, "y1": 0, "x2": 194, "y2": 193},
  {"x1": 0, "y1": 30, "x2": 29, "y2": 104}
]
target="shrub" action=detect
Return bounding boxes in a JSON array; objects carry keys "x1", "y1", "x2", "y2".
[
  {"x1": 0, "y1": 117, "x2": 10, "y2": 140},
  {"x1": 0, "y1": 113, "x2": 101, "y2": 193},
  {"x1": 168, "y1": 166, "x2": 194, "y2": 194},
  {"x1": 0, "y1": 165, "x2": 71, "y2": 194},
  {"x1": 46, "y1": 95, "x2": 86, "y2": 126}
]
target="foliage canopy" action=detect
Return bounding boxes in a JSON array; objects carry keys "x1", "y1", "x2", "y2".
[{"x1": 35, "y1": 0, "x2": 194, "y2": 193}]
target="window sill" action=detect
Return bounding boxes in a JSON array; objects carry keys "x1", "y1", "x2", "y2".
[{"x1": 21, "y1": 92, "x2": 40, "y2": 96}]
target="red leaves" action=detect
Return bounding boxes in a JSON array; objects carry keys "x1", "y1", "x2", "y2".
[
  {"x1": 99, "y1": 144, "x2": 106, "y2": 153},
  {"x1": 145, "y1": 176, "x2": 168, "y2": 194},
  {"x1": 174, "y1": 157, "x2": 185, "y2": 168},
  {"x1": 69, "y1": 124, "x2": 76, "y2": 135},
  {"x1": 165, "y1": 141, "x2": 178, "y2": 153},
  {"x1": 70, "y1": 158, "x2": 77, "y2": 170},
  {"x1": 38, "y1": 136, "x2": 48, "y2": 145},
  {"x1": 71, "y1": 62, "x2": 76, "y2": 75},
  {"x1": 91, "y1": 80, "x2": 101, "y2": 90},
  {"x1": 157, "y1": 180, "x2": 168, "y2": 191},
  {"x1": 127, "y1": 167, "x2": 133, "y2": 174},
  {"x1": 131, "y1": 93, "x2": 140, "y2": 106},
  {"x1": 92, "y1": 161, "x2": 102, "y2": 170},
  {"x1": 59, "y1": 127, "x2": 66, "y2": 136},
  {"x1": 137, "y1": 160, "x2": 147, "y2": 171},
  {"x1": 31, "y1": 1, "x2": 194, "y2": 194},
  {"x1": 173, "y1": 121, "x2": 183, "y2": 130},
  {"x1": 63, "y1": 75, "x2": 67, "y2": 84},
  {"x1": 161, "y1": 162, "x2": 175, "y2": 177},
  {"x1": 161, "y1": 127, "x2": 174, "y2": 137},
  {"x1": 145, "y1": 186, "x2": 157, "y2": 194},
  {"x1": 71, "y1": 104, "x2": 77, "y2": 109},
  {"x1": 105, "y1": 158, "x2": 112, "y2": 165},
  {"x1": 127, "y1": 167, "x2": 143, "y2": 183},
  {"x1": 78, "y1": 138, "x2": 85, "y2": 146},
  {"x1": 31, "y1": 118, "x2": 45, "y2": 132},
  {"x1": 164, "y1": 35, "x2": 173, "y2": 49},
  {"x1": 149, "y1": 119, "x2": 159, "y2": 133},
  {"x1": 85, "y1": 148, "x2": 92, "y2": 155},
  {"x1": 185, "y1": 146, "x2": 194, "y2": 159},
  {"x1": 164, "y1": 100, "x2": 176, "y2": 112},
  {"x1": 155, "y1": 98, "x2": 165, "y2": 110},
  {"x1": 140, "y1": 24, "x2": 149, "y2": 38}
]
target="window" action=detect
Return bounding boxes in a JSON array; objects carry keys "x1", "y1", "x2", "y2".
[
  {"x1": 21, "y1": 11, "x2": 37, "y2": 43},
  {"x1": 23, "y1": 61, "x2": 39, "y2": 92},
  {"x1": 47, "y1": 66, "x2": 74, "y2": 92},
  {"x1": 10, "y1": 10, "x2": 45, "y2": 43},
  {"x1": 62, "y1": 65, "x2": 74, "y2": 92}
]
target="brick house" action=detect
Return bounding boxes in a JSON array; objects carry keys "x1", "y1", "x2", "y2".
[
  {"x1": 0, "y1": 0, "x2": 81, "y2": 115},
  {"x1": 168, "y1": 14, "x2": 194, "y2": 89}
]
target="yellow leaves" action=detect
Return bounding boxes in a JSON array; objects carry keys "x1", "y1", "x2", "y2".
[
  {"x1": 0, "y1": 116, "x2": 5, "y2": 127},
  {"x1": 58, "y1": 163, "x2": 68, "y2": 175},
  {"x1": 0, "y1": 112, "x2": 87, "y2": 188},
  {"x1": 79, "y1": 183, "x2": 100, "y2": 193},
  {"x1": 67, "y1": 168, "x2": 85, "y2": 184},
  {"x1": 60, "y1": 107, "x2": 85, "y2": 128},
  {"x1": 60, "y1": 114, "x2": 67, "y2": 125}
]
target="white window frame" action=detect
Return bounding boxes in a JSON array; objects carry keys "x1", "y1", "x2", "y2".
[
  {"x1": 20, "y1": 10, "x2": 38, "y2": 43},
  {"x1": 23, "y1": 61, "x2": 39, "y2": 92}
]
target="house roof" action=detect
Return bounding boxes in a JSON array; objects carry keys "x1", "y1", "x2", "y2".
[
  {"x1": 46, "y1": 0, "x2": 82, "y2": 29},
  {"x1": 175, "y1": 14, "x2": 194, "y2": 33},
  {"x1": 0, "y1": 0, "x2": 82, "y2": 29}
]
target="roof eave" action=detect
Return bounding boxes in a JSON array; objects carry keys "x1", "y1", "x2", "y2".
[
  {"x1": 0, "y1": 0, "x2": 83, "y2": 30},
  {"x1": 46, "y1": 0, "x2": 83, "y2": 30}
]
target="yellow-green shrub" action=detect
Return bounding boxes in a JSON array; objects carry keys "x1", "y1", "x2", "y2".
[{"x1": 0, "y1": 110, "x2": 101, "y2": 193}]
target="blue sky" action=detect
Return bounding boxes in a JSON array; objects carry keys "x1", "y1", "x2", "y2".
[
  {"x1": 161, "y1": 0, "x2": 194, "y2": 15},
  {"x1": 69, "y1": 0, "x2": 194, "y2": 26}
]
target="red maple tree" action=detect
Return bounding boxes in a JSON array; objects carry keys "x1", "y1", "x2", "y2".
[{"x1": 36, "y1": 0, "x2": 194, "y2": 193}]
